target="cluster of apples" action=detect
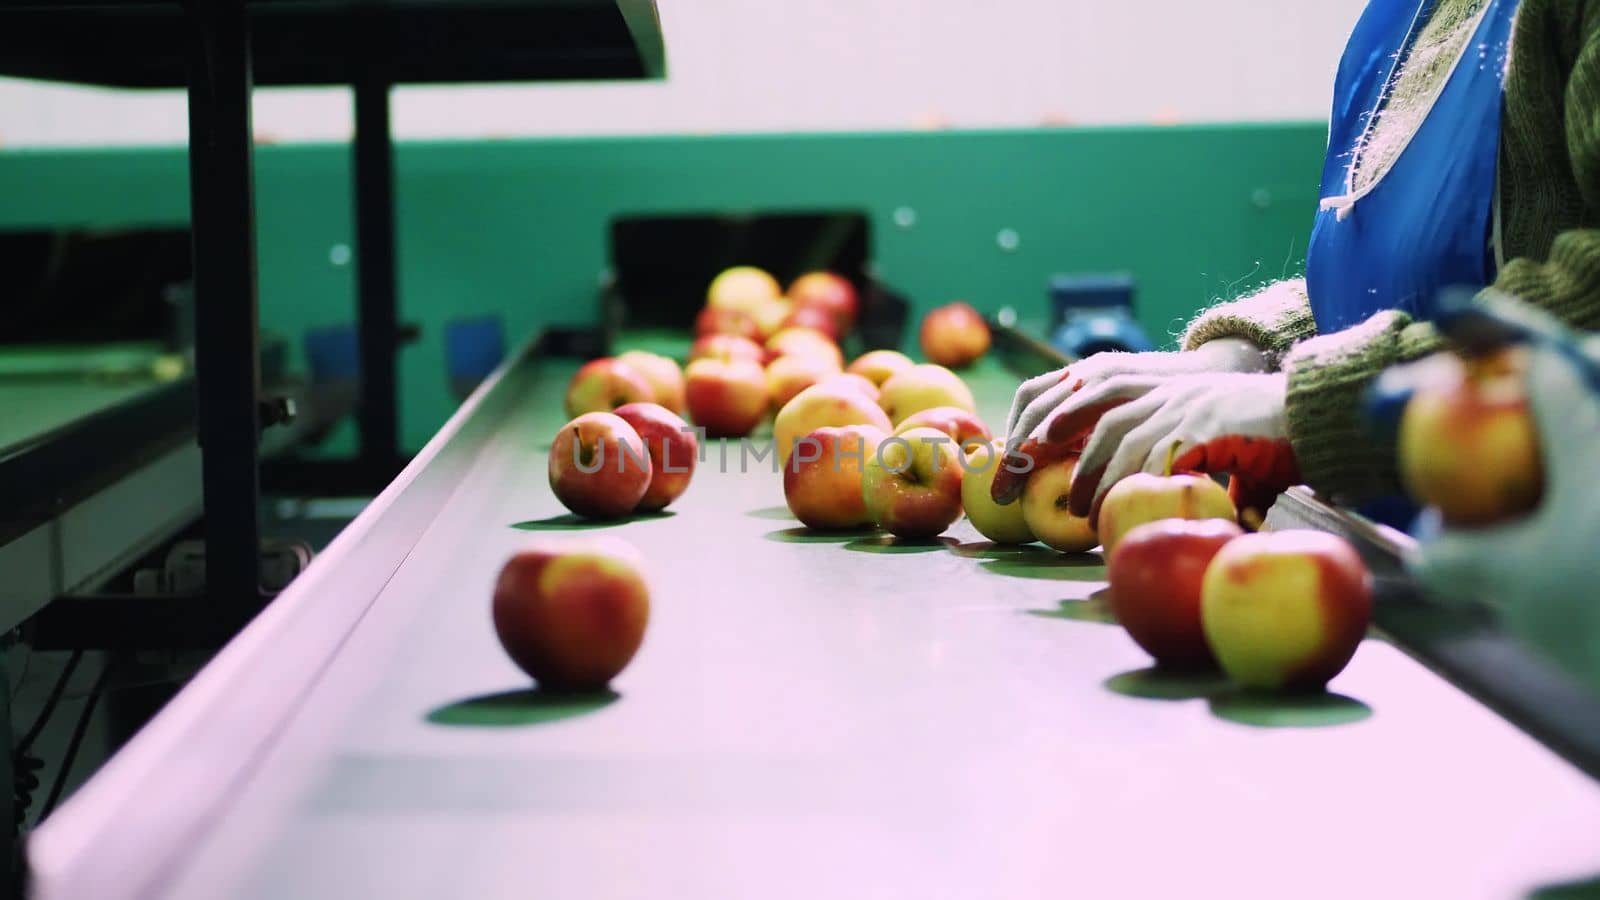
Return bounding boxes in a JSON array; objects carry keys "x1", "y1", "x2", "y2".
[
  {"x1": 778, "y1": 346, "x2": 986, "y2": 537},
  {"x1": 1099, "y1": 475, "x2": 1373, "y2": 693},
  {"x1": 685, "y1": 266, "x2": 865, "y2": 437}
]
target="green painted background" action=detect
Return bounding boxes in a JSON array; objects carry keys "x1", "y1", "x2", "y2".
[{"x1": 0, "y1": 124, "x2": 1324, "y2": 450}]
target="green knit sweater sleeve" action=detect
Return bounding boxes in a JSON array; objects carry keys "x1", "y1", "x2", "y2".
[
  {"x1": 1178, "y1": 278, "x2": 1320, "y2": 358},
  {"x1": 1282, "y1": 0, "x2": 1600, "y2": 506}
]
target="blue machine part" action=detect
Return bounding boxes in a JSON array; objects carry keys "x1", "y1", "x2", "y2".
[
  {"x1": 444, "y1": 315, "x2": 507, "y2": 381},
  {"x1": 303, "y1": 324, "x2": 360, "y2": 382},
  {"x1": 1048, "y1": 272, "x2": 1155, "y2": 358}
]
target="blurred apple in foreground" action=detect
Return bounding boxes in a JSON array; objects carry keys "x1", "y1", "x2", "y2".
[
  {"x1": 1108, "y1": 518, "x2": 1243, "y2": 669},
  {"x1": 564, "y1": 358, "x2": 655, "y2": 418},
  {"x1": 1398, "y1": 347, "x2": 1542, "y2": 526},
  {"x1": 774, "y1": 380, "x2": 892, "y2": 467},
  {"x1": 685, "y1": 358, "x2": 768, "y2": 438},
  {"x1": 548, "y1": 412, "x2": 653, "y2": 519},
  {"x1": 1097, "y1": 473, "x2": 1236, "y2": 559},
  {"x1": 862, "y1": 426, "x2": 965, "y2": 539},
  {"x1": 616, "y1": 350, "x2": 685, "y2": 415},
  {"x1": 1200, "y1": 529, "x2": 1372, "y2": 692},
  {"x1": 493, "y1": 537, "x2": 649, "y2": 690},
  {"x1": 613, "y1": 403, "x2": 697, "y2": 512},
  {"x1": 878, "y1": 363, "x2": 977, "y2": 424},
  {"x1": 1021, "y1": 455, "x2": 1098, "y2": 553},
  {"x1": 707, "y1": 266, "x2": 780, "y2": 317},
  {"x1": 920, "y1": 301, "x2": 991, "y2": 368},
  {"x1": 788, "y1": 271, "x2": 858, "y2": 334},
  {"x1": 847, "y1": 349, "x2": 915, "y2": 387},
  {"x1": 783, "y1": 424, "x2": 887, "y2": 530},
  {"x1": 962, "y1": 440, "x2": 1034, "y2": 544}
]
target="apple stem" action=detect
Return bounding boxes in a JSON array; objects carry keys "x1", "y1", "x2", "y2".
[{"x1": 1163, "y1": 441, "x2": 1180, "y2": 478}]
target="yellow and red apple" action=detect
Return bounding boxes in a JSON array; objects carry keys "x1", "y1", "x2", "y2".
[
  {"x1": 616, "y1": 350, "x2": 686, "y2": 416},
  {"x1": 788, "y1": 271, "x2": 858, "y2": 334},
  {"x1": 919, "y1": 301, "x2": 991, "y2": 369},
  {"x1": 893, "y1": 405, "x2": 992, "y2": 452},
  {"x1": 689, "y1": 333, "x2": 765, "y2": 366},
  {"x1": 877, "y1": 363, "x2": 977, "y2": 424},
  {"x1": 493, "y1": 537, "x2": 650, "y2": 690},
  {"x1": 685, "y1": 357, "x2": 768, "y2": 438},
  {"x1": 1398, "y1": 347, "x2": 1542, "y2": 526},
  {"x1": 564, "y1": 358, "x2": 655, "y2": 419},
  {"x1": 765, "y1": 353, "x2": 842, "y2": 412},
  {"x1": 707, "y1": 265, "x2": 780, "y2": 317},
  {"x1": 773, "y1": 380, "x2": 893, "y2": 467},
  {"x1": 548, "y1": 412, "x2": 654, "y2": 519},
  {"x1": 847, "y1": 349, "x2": 915, "y2": 387},
  {"x1": 1021, "y1": 455, "x2": 1099, "y2": 553},
  {"x1": 783, "y1": 424, "x2": 887, "y2": 530},
  {"x1": 766, "y1": 327, "x2": 845, "y2": 370},
  {"x1": 862, "y1": 426, "x2": 965, "y2": 539},
  {"x1": 962, "y1": 440, "x2": 1035, "y2": 545},
  {"x1": 1097, "y1": 472, "x2": 1236, "y2": 558},
  {"x1": 1200, "y1": 529, "x2": 1373, "y2": 691},
  {"x1": 613, "y1": 402, "x2": 697, "y2": 512}
]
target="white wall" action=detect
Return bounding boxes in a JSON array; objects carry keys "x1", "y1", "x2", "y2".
[{"x1": 0, "y1": 0, "x2": 1367, "y2": 147}]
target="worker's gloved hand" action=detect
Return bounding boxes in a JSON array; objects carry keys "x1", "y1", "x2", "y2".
[
  {"x1": 1067, "y1": 371, "x2": 1300, "y2": 526},
  {"x1": 994, "y1": 337, "x2": 1270, "y2": 504},
  {"x1": 1407, "y1": 337, "x2": 1600, "y2": 694}
]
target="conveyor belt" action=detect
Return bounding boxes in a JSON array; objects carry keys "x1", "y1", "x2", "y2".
[{"x1": 29, "y1": 335, "x2": 1600, "y2": 899}]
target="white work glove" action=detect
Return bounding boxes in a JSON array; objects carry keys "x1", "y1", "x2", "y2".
[
  {"x1": 993, "y1": 337, "x2": 1270, "y2": 503},
  {"x1": 1407, "y1": 337, "x2": 1600, "y2": 694},
  {"x1": 1067, "y1": 371, "x2": 1299, "y2": 525}
]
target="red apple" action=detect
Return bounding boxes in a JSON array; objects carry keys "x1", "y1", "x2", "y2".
[
  {"x1": 861, "y1": 426, "x2": 965, "y2": 538},
  {"x1": 548, "y1": 412, "x2": 653, "y2": 519},
  {"x1": 493, "y1": 537, "x2": 650, "y2": 690},
  {"x1": 613, "y1": 402, "x2": 698, "y2": 512},
  {"x1": 616, "y1": 350, "x2": 686, "y2": 416},
  {"x1": 1107, "y1": 518, "x2": 1244, "y2": 669},
  {"x1": 685, "y1": 357, "x2": 768, "y2": 438},
  {"x1": 847, "y1": 349, "x2": 915, "y2": 387},
  {"x1": 788, "y1": 271, "x2": 858, "y2": 334},
  {"x1": 1398, "y1": 347, "x2": 1542, "y2": 526},
  {"x1": 919, "y1": 301, "x2": 991, "y2": 368},
  {"x1": 689, "y1": 333, "x2": 765, "y2": 366},
  {"x1": 892, "y1": 405, "x2": 992, "y2": 452},
  {"x1": 1200, "y1": 529, "x2": 1373, "y2": 691},
  {"x1": 1097, "y1": 472, "x2": 1236, "y2": 559},
  {"x1": 564, "y1": 358, "x2": 655, "y2": 419},
  {"x1": 694, "y1": 306, "x2": 762, "y2": 341},
  {"x1": 783, "y1": 424, "x2": 887, "y2": 530},
  {"x1": 1021, "y1": 455, "x2": 1099, "y2": 553}
]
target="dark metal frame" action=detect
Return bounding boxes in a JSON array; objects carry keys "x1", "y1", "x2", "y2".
[{"x1": 24, "y1": 330, "x2": 555, "y2": 900}]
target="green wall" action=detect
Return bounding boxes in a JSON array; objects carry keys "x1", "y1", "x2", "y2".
[{"x1": 0, "y1": 125, "x2": 1324, "y2": 450}]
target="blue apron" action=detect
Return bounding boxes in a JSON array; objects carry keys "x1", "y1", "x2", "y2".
[{"x1": 1304, "y1": 0, "x2": 1520, "y2": 525}]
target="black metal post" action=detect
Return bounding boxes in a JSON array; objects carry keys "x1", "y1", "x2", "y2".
[
  {"x1": 354, "y1": 76, "x2": 400, "y2": 473},
  {"x1": 185, "y1": 0, "x2": 262, "y2": 609}
]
